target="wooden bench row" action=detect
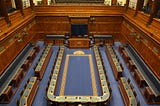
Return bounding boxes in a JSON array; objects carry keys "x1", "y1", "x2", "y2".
[
  {"x1": 119, "y1": 45, "x2": 136, "y2": 72},
  {"x1": 35, "y1": 44, "x2": 53, "y2": 80},
  {"x1": 118, "y1": 77, "x2": 138, "y2": 106},
  {"x1": 119, "y1": 46, "x2": 144, "y2": 85},
  {"x1": 105, "y1": 45, "x2": 123, "y2": 80},
  {"x1": 93, "y1": 46, "x2": 111, "y2": 99},
  {"x1": 0, "y1": 45, "x2": 40, "y2": 104},
  {"x1": 119, "y1": 45, "x2": 160, "y2": 104},
  {"x1": 47, "y1": 46, "x2": 65, "y2": 104},
  {"x1": 22, "y1": 45, "x2": 40, "y2": 72},
  {"x1": 19, "y1": 77, "x2": 39, "y2": 106},
  {"x1": 13, "y1": 45, "x2": 39, "y2": 87}
]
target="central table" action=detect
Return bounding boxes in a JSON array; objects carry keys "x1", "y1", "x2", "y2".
[{"x1": 47, "y1": 48, "x2": 110, "y2": 106}]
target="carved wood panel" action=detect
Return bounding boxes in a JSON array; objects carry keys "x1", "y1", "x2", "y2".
[
  {"x1": 0, "y1": 19, "x2": 36, "y2": 75},
  {"x1": 121, "y1": 19, "x2": 160, "y2": 79}
]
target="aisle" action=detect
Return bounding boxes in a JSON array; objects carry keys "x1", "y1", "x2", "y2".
[{"x1": 99, "y1": 47, "x2": 124, "y2": 106}]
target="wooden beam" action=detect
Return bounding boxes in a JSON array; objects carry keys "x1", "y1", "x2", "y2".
[{"x1": 0, "y1": 0, "x2": 11, "y2": 25}]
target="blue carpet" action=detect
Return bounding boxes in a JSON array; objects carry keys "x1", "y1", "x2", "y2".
[
  {"x1": 99, "y1": 47, "x2": 124, "y2": 106},
  {"x1": 1, "y1": 42, "x2": 160, "y2": 106},
  {"x1": 65, "y1": 56, "x2": 93, "y2": 95},
  {"x1": 113, "y1": 42, "x2": 160, "y2": 106},
  {"x1": 55, "y1": 48, "x2": 102, "y2": 96},
  {"x1": 32, "y1": 46, "x2": 59, "y2": 106},
  {"x1": 0, "y1": 41, "x2": 45, "y2": 106}
]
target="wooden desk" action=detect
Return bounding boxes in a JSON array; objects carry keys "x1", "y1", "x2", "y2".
[
  {"x1": 122, "y1": 50, "x2": 130, "y2": 64},
  {"x1": 119, "y1": 77, "x2": 137, "y2": 106},
  {"x1": 12, "y1": 69, "x2": 23, "y2": 87},
  {"x1": 128, "y1": 60, "x2": 136, "y2": 72},
  {"x1": 105, "y1": 46, "x2": 123, "y2": 80},
  {"x1": 134, "y1": 70, "x2": 145, "y2": 88},
  {"x1": 68, "y1": 38, "x2": 90, "y2": 48}
]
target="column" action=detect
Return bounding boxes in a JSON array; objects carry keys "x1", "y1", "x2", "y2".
[
  {"x1": 15, "y1": 0, "x2": 24, "y2": 16},
  {"x1": 134, "y1": 0, "x2": 144, "y2": 16},
  {"x1": 147, "y1": 0, "x2": 160, "y2": 25},
  {"x1": 0, "y1": 0, "x2": 11, "y2": 25}
]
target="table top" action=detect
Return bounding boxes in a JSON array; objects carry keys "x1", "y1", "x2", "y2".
[{"x1": 47, "y1": 46, "x2": 110, "y2": 103}]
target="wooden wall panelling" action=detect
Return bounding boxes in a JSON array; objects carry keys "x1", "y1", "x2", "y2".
[
  {"x1": 70, "y1": 18, "x2": 89, "y2": 24},
  {"x1": 23, "y1": 7, "x2": 33, "y2": 16},
  {"x1": 34, "y1": 5, "x2": 124, "y2": 16},
  {"x1": 0, "y1": 37, "x2": 17, "y2": 75},
  {"x1": 125, "y1": 8, "x2": 136, "y2": 17},
  {"x1": 8, "y1": 10, "x2": 23, "y2": 25},
  {"x1": 143, "y1": 35, "x2": 160, "y2": 79},
  {"x1": 0, "y1": 18, "x2": 36, "y2": 75},
  {"x1": 124, "y1": 8, "x2": 160, "y2": 45},
  {"x1": 121, "y1": 19, "x2": 160, "y2": 80},
  {"x1": 35, "y1": 16, "x2": 70, "y2": 36},
  {"x1": 134, "y1": 11, "x2": 150, "y2": 25},
  {"x1": 89, "y1": 16, "x2": 122, "y2": 36},
  {"x1": 0, "y1": 17, "x2": 8, "y2": 36},
  {"x1": 0, "y1": 9, "x2": 35, "y2": 42},
  {"x1": 151, "y1": 19, "x2": 160, "y2": 31}
]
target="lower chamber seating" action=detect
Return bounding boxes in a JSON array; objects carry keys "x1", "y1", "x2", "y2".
[
  {"x1": 19, "y1": 77, "x2": 39, "y2": 106},
  {"x1": 0, "y1": 43, "x2": 40, "y2": 104},
  {"x1": 105, "y1": 45, "x2": 123, "y2": 80},
  {"x1": 118, "y1": 77, "x2": 137, "y2": 106},
  {"x1": 35, "y1": 44, "x2": 53, "y2": 80},
  {"x1": 47, "y1": 46, "x2": 111, "y2": 106},
  {"x1": 119, "y1": 44, "x2": 160, "y2": 104}
]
